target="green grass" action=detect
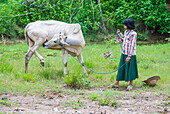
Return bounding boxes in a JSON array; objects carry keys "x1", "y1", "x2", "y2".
[
  {"x1": 0, "y1": 100, "x2": 13, "y2": 106},
  {"x1": 0, "y1": 42, "x2": 169, "y2": 95},
  {"x1": 64, "y1": 100, "x2": 85, "y2": 109}
]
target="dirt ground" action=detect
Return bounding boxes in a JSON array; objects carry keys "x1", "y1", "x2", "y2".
[{"x1": 0, "y1": 88, "x2": 169, "y2": 114}]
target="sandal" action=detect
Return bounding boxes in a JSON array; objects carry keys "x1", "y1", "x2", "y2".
[
  {"x1": 127, "y1": 85, "x2": 133, "y2": 91},
  {"x1": 107, "y1": 84, "x2": 119, "y2": 88}
]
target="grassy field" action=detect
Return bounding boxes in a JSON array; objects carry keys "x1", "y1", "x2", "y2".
[
  {"x1": 0, "y1": 41, "x2": 169, "y2": 113},
  {"x1": 0, "y1": 41, "x2": 169, "y2": 95}
]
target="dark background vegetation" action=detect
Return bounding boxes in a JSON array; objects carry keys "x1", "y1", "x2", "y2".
[{"x1": 0, "y1": 0, "x2": 169, "y2": 41}]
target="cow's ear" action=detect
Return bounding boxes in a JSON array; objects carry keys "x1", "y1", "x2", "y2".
[{"x1": 73, "y1": 24, "x2": 81, "y2": 34}]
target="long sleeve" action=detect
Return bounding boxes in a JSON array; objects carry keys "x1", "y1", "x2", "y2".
[{"x1": 128, "y1": 33, "x2": 137, "y2": 56}]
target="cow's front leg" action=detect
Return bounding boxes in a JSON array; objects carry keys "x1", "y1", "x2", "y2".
[
  {"x1": 62, "y1": 50, "x2": 68, "y2": 75},
  {"x1": 77, "y1": 53, "x2": 88, "y2": 75},
  {"x1": 35, "y1": 50, "x2": 44, "y2": 67}
]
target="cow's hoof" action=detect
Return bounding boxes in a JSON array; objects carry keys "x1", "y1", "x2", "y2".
[{"x1": 40, "y1": 62, "x2": 44, "y2": 67}]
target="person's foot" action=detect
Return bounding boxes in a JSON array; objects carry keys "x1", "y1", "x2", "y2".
[
  {"x1": 107, "y1": 84, "x2": 119, "y2": 88},
  {"x1": 127, "y1": 85, "x2": 133, "y2": 91}
]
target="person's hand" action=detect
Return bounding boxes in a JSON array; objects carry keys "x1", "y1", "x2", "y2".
[
  {"x1": 117, "y1": 29, "x2": 120, "y2": 35},
  {"x1": 125, "y1": 56, "x2": 131, "y2": 63}
]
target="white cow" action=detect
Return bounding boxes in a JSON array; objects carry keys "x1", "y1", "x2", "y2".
[{"x1": 25, "y1": 20, "x2": 87, "y2": 75}]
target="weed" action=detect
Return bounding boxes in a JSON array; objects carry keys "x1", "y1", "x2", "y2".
[
  {"x1": 84, "y1": 59, "x2": 93, "y2": 68},
  {"x1": 95, "y1": 74, "x2": 103, "y2": 79},
  {"x1": 110, "y1": 73, "x2": 117, "y2": 81},
  {"x1": 163, "y1": 97, "x2": 170, "y2": 101},
  {"x1": 65, "y1": 100, "x2": 85, "y2": 109},
  {"x1": 156, "y1": 102, "x2": 170, "y2": 112},
  {"x1": 40, "y1": 68, "x2": 53, "y2": 79},
  {"x1": 112, "y1": 62, "x2": 119, "y2": 70},
  {"x1": 89, "y1": 91, "x2": 120, "y2": 108},
  {"x1": 98, "y1": 97, "x2": 119, "y2": 108},
  {"x1": 22, "y1": 73, "x2": 37, "y2": 82},
  {"x1": 0, "y1": 60, "x2": 13, "y2": 73},
  {"x1": 98, "y1": 97, "x2": 108, "y2": 105},
  {"x1": 90, "y1": 93, "x2": 98, "y2": 101},
  {"x1": 64, "y1": 74, "x2": 90, "y2": 89},
  {"x1": 165, "y1": 38, "x2": 170, "y2": 42},
  {"x1": 109, "y1": 99, "x2": 120, "y2": 108},
  {"x1": 103, "y1": 90, "x2": 123, "y2": 98},
  {"x1": 0, "y1": 100, "x2": 13, "y2": 106}
]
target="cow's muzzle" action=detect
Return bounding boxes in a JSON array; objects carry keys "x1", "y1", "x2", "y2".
[{"x1": 43, "y1": 43, "x2": 49, "y2": 49}]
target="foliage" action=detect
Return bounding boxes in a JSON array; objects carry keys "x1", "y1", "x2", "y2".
[
  {"x1": 90, "y1": 93, "x2": 120, "y2": 107},
  {"x1": 156, "y1": 102, "x2": 170, "y2": 112},
  {"x1": 65, "y1": 100, "x2": 85, "y2": 109},
  {"x1": 165, "y1": 31, "x2": 170, "y2": 41},
  {"x1": 0, "y1": 0, "x2": 169, "y2": 40},
  {"x1": 90, "y1": 93, "x2": 98, "y2": 101},
  {"x1": 64, "y1": 74, "x2": 91, "y2": 89},
  {"x1": 98, "y1": 97, "x2": 119, "y2": 107},
  {"x1": 0, "y1": 0, "x2": 8, "y2": 3},
  {"x1": 0, "y1": 99, "x2": 13, "y2": 106}
]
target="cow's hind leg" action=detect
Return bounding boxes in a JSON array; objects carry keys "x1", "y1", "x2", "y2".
[
  {"x1": 25, "y1": 39, "x2": 45, "y2": 72},
  {"x1": 77, "y1": 53, "x2": 87, "y2": 75},
  {"x1": 25, "y1": 49, "x2": 34, "y2": 73},
  {"x1": 62, "y1": 50, "x2": 68, "y2": 75},
  {"x1": 25, "y1": 39, "x2": 34, "y2": 73}
]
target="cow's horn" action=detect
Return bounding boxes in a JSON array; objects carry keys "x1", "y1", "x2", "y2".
[{"x1": 61, "y1": 30, "x2": 65, "y2": 35}]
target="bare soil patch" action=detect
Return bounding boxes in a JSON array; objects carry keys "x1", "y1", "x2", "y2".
[{"x1": 0, "y1": 88, "x2": 169, "y2": 114}]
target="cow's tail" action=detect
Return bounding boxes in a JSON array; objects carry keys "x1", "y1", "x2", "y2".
[{"x1": 24, "y1": 24, "x2": 31, "y2": 45}]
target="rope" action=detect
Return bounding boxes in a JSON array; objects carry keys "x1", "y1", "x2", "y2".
[
  {"x1": 85, "y1": 63, "x2": 126, "y2": 74},
  {"x1": 29, "y1": 31, "x2": 125, "y2": 85},
  {"x1": 59, "y1": 40, "x2": 126, "y2": 75}
]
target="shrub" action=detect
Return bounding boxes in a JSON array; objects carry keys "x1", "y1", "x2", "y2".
[
  {"x1": 90, "y1": 93, "x2": 98, "y2": 101},
  {"x1": 98, "y1": 97, "x2": 120, "y2": 108},
  {"x1": 64, "y1": 74, "x2": 90, "y2": 89},
  {"x1": 0, "y1": 0, "x2": 169, "y2": 40}
]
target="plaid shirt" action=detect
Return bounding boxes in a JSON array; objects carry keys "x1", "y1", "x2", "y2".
[{"x1": 121, "y1": 30, "x2": 137, "y2": 56}]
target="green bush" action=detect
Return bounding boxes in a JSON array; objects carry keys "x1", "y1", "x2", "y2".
[
  {"x1": 0, "y1": 0, "x2": 8, "y2": 3},
  {"x1": 90, "y1": 93, "x2": 98, "y2": 101},
  {"x1": 0, "y1": 99, "x2": 12, "y2": 106},
  {"x1": 0, "y1": 0, "x2": 169, "y2": 40},
  {"x1": 64, "y1": 74, "x2": 90, "y2": 88},
  {"x1": 98, "y1": 97, "x2": 120, "y2": 108}
]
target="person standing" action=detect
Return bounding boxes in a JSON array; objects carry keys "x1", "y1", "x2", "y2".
[{"x1": 108, "y1": 18, "x2": 138, "y2": 90}]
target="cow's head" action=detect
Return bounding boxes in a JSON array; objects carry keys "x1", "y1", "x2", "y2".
[{"x1": 43, "y1": 32, "x2": 69, "y2": 49}]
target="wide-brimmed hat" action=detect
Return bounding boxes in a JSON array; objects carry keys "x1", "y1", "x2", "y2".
[{"x1": 142, "y1": 76, "x2": 160, "y2": 86}]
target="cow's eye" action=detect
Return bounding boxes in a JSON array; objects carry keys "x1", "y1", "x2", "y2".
[
  {"x1": 54, "y1": 41, "x2": 57, "y2": 43},
  {"x1": 66, "y1": 36, "x2": 67, "y2": 39}
]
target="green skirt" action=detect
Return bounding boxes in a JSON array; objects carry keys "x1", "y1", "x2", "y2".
[{"x1": 116, "y1": 54, "x2": 138, "y2": 82}]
